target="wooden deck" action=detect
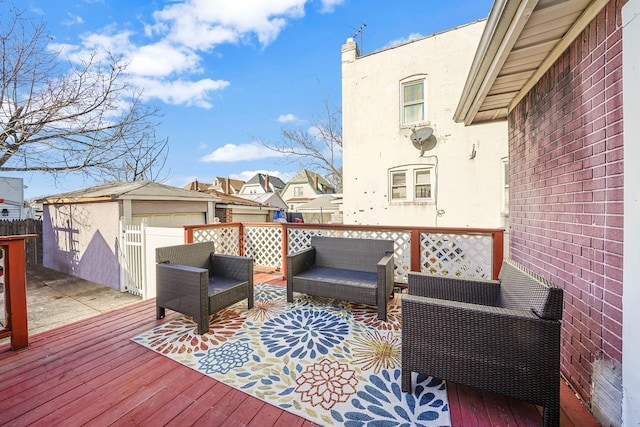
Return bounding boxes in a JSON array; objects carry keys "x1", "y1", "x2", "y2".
[{"x1": 0, "y1": 272, "x2": 599, "y2": 426}]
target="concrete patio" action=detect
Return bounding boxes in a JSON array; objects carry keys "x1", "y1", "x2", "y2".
[{"x1": 0, "y1": 264, "x2": 141, "y2": 343}]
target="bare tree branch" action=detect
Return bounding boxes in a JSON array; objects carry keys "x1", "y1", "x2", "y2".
[
  {"x1": 0, "y1": 4, "x2": 168, "y2": 184},
  {"x1": 258, "y1": 98, "x2": 342, "y2": 191}
]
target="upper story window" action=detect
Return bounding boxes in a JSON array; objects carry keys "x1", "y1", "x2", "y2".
[
  {"x1": 294, "y1": 186, "x2": 303, "y2": 197},
  {"x1": 402, "y1": 79, "x2": 425, "y2": 125}
]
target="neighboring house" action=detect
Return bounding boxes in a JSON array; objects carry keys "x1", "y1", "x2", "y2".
[
  {"x1": 238, "y1": 192, "x2": 289, "y2": 212},
  {"x1": 0, "y1": 177, "x2": 34, "y2": 220},
  {"x1": 296, "y1": 194, "x2": 343, "y2": 224},
  {"x1": 210, "y1": 177, "x2": 245, "y2": 195},
  {"x1": 239, "y1": 173, "x2": 285, "y2": 195},
  {"x1": 185, "y1": 179, "x2": 279, "y2": 222},
  {"x1": 453, "y1": 0, "x2": 633, "y2": 425},
  {"x1": 39, "y1": 181, "x2": 220, "y2": 290},
  {"x1": 280, "y1": 169, "x2": 336, "y2": 212},
  {"x1": 341, "y1": 20, "x2": 509, "y2": 228}
]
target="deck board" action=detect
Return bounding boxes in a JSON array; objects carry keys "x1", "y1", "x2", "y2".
[{"x1": 0, "y1": 274, "x2": 598, "y2": 427}]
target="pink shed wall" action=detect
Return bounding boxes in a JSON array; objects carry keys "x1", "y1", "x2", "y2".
[
  {"x1": 43, "y1": 201, "x2": 122, "y2": 290},
  {"x1": 508, "y1": 0, "x2": 625, "y2": 404}
]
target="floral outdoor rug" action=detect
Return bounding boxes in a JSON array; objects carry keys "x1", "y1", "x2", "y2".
[{"x1": 132, "y1": 284, "x2": 450, "y2": 426}]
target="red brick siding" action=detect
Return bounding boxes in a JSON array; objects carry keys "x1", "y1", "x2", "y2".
[
  {"x1": 215, "y1": 207, "x2": 231, "y2": 223},
  {"x1": 508, "y1": 0, "x2": 625, "y2": 404}
]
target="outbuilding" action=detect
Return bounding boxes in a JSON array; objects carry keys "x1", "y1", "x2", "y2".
[{"x1": 39, "y1": 180, "x2": 220, "y2": 290}]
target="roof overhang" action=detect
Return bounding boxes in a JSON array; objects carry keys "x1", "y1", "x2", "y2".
[{"x1": 454, "y1": 0, "x2": 609, "y2": 126}]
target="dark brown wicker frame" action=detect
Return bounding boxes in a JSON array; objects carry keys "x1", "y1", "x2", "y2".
[
  {"x1": 401, "y1": 260, "x2": 563, "y2": 427},
  {"x1": 286, "y1": 236, "x2": 395, "y2": 321},
  {"x1": 155, "y1": 241, "x2": 253, "y2": 334}
]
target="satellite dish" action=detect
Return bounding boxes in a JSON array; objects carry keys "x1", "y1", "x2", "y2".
[{"x1": 410, "y1": 127, "x2": 437, "y2": 156}]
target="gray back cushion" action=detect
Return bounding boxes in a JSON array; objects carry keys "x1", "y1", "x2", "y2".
[
  {"x1": 156, "y1": 241, "x2": 215, "y2": 270},
  {"x1": 311, "y1": 236, "x2": 393, "y2": 273}
]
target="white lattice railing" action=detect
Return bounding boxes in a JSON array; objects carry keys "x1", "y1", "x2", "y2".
[
  {"x1": 244, "y1": 225, "x2": 282, "y2": 268},
  {"x1": 190, "y1": 225, "x2": 241, "y2": 255},
  {"x1": 185, "y1": 223, "x2": 504, "y2": 283},
  {"x1": 420, "y1": 233, "x2": 493, "y2": 280}
]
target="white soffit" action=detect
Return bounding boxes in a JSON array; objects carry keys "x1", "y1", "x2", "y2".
[{"x1": 454, "y1": 0, "x2": 609, "y2": 125}]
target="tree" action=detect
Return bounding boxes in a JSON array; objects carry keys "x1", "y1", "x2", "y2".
[
  {"x1": 259, "y1": 100, "x2": 342, "y2": 192},
  {"x1": 0, "y1": 5, "x2": 168, "y2": 183}
]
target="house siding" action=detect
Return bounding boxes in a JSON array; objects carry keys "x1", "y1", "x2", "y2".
[
  {"x1": 341, "y1": 21, "x2": 509, "y2": 228},
  {"x1": 509, "y1": 0, "x2": 625, "y2": 407}
]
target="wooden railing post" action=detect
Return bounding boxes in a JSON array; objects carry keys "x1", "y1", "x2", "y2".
[
  {"x1": 281, "y1": 223, "x2": 289, "y2": 280},
  {"x1": 184, "y1": 226, "x2": 194, "y2": 244},
  {"x1": 492, "y1": 229, "x2": 505, "y2": 280},
  {"x1": 238, "y1": 223, "x2": 245, "y2": 257},
  {"x1": 0, "y1": 234, "x2": 38, "y2": 351},
  {"x1": 411, "y1": 229, "x2": 421, "y2": 272}
]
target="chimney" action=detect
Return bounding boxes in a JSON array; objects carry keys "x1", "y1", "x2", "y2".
[
  {"x1": 314, "y1": 174, "x2": 319, "y2": 191},
  {"x1": 265, "y1": 174, "x2": 270, "y2": 192},
  {"x1": 195, "y1": 179, "x2": 199, "y2": 191},
  {"x1": 226, "y1": 177, "x2": 231, "y2": 194}
]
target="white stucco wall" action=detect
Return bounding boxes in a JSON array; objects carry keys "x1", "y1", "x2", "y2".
[
  {"x1": 341, "y1": 20, "x2": 508, "y2": 228},
  {"x1": 623, "y1": 0, "x2": 640, "y2": 424},
  {"x1": 43, "y1": 201, "x2": 122, "y2": 290}
]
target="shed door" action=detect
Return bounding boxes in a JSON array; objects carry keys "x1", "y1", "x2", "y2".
[
  {"x1": 132, "y1": 212, "x2": 205, "y2": 227},
  {"x1": 232, "y1": 213, "x2": 268, "y2": 223}
]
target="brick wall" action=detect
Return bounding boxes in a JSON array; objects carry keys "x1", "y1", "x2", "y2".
[
  {"x1": 215, "y1": 207, "x2": 231, "y2": 223},
  {"x1": 508, "y1": 0, "x2": 624, "y2": 404}
]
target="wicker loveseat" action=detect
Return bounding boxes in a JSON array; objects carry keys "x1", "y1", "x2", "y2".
[
  {"x1": 286, "y1": 236, "x2": 395, "y2": 321},
  {"x1": 401, "y1": 260, "x2": 564, "y2": 427},
  {"x1": 156, "y1": 241, "x2": 253, "y2": 334}
]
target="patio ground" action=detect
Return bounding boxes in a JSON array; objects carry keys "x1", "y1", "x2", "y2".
[
  {"x1": 0, "y1": 266, "x2": 600, "y2": 426},
  {"x1": 0, "y1": 264, "x2": 141, "y2": 344}
]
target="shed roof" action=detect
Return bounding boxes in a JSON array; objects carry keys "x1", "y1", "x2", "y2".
[{"x1": 39, "y1": 180, "x2": 221, "y2": 204}]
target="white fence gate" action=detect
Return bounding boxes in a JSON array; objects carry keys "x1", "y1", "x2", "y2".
[
  {"x1": 120, "y1": 221, "x2": 145, "y2": 296},
  {"x1": 119, "y1": 219, "x2": 183, "y2": 299}
]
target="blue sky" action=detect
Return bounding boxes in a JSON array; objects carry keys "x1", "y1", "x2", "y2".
[{"x1": 15, "y1": 0, "x2": 494, "y2": 199}]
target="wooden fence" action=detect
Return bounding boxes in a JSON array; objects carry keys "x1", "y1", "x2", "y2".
[{"x1": 0, "y1": 219, "x2": 42, "y2": 266}]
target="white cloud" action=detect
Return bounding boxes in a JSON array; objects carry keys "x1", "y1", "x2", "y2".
[
  {"x1": 132, "y1": 76, "x2": 230, "y2": 108},
  {"x1": 153, "y1": 0, "x2": 308, "y2": 48},
  {"x1": 319, "y1": 0, "x2": 345, "y2": 13},
  {"x1": 47, "y1": 0, "x2": 345, "y2": 109},
  {"x1": 277, "y1": 113, "x2": 299, "y2": 123},
  {"x1": 384, "y1": 32, "x2": 424, "y2": 49},
  {"x1": 128, "y1": 41, "x2": 203, "y2": 77},
  {"x1": 200, "y1": 142, "x2": 286, "y2": 162},
  {"x1": 63, "y1": 13, "x2": 84, "y2": 26}
]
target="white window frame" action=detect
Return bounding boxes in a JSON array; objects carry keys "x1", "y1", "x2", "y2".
[
  {"x1": 389, "y1": 165, "x2": 435, "y2": 203},
  {"x1": 390, "y1": 170, "x2": 407, "y2": 201},
  {"x1": 414, "y1": 168, "x2": 433, "y2": 200},
  {"x1": 501, "y1": 157, "x2": 510, "y2": 215},
  {"x1": 293, "y1": 186, "x2": 303, "y2": 197},
  {"x1": 401, "y1": 77, "x2": 426, "y2": 126}
]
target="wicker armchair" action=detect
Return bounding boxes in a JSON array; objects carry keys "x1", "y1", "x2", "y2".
[
  {"x1": 401, "y1": 260, "x2": 563, "y2": 427},
  {"x1": 156, "y1": 241, "x2": 253, "y2": 334}
]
